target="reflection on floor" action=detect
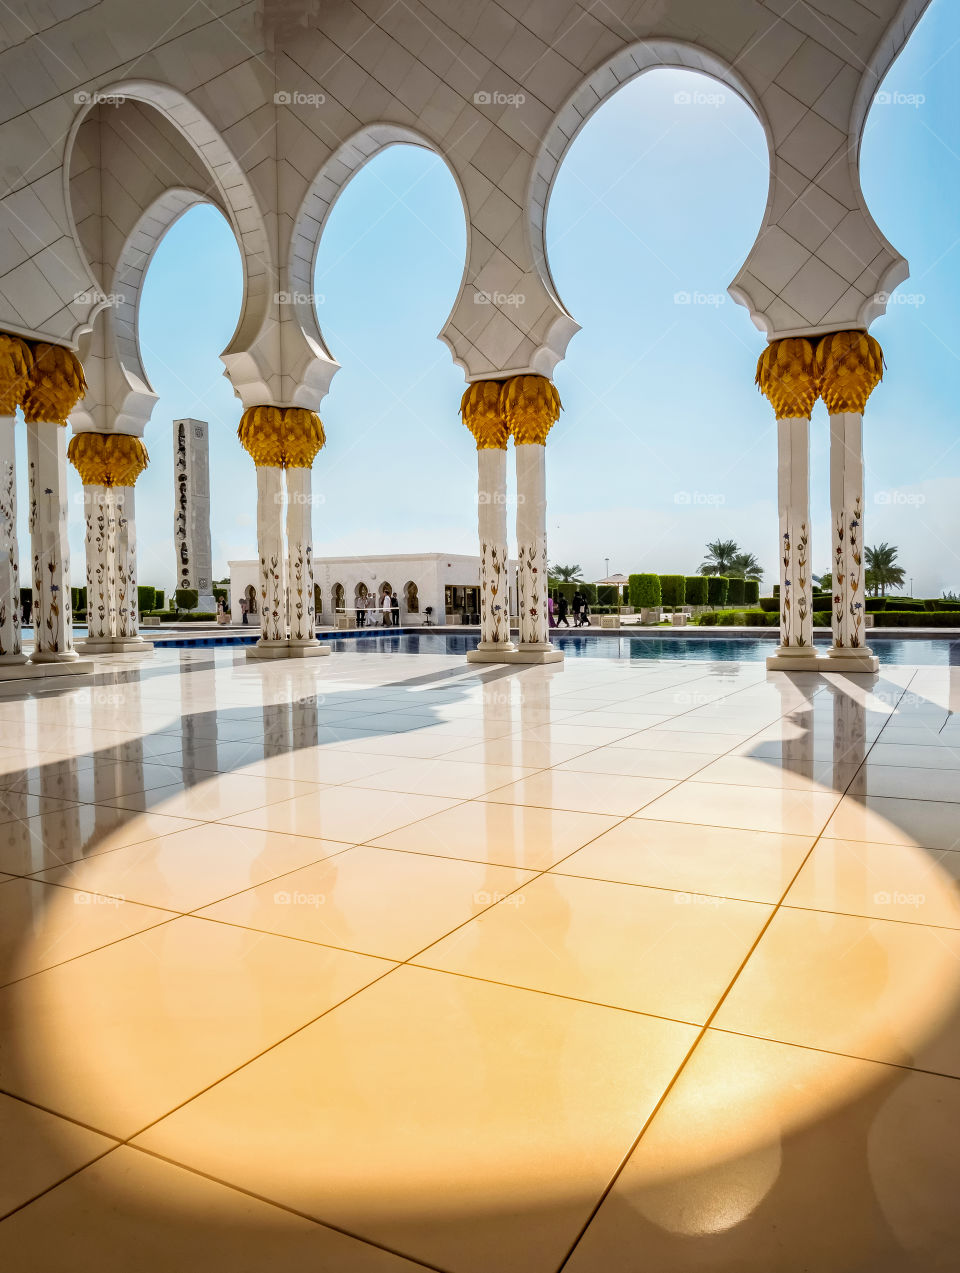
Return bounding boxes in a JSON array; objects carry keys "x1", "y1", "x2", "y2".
[{"x1": 0, "y1": 647, "x2": 959, "y2": 1272}]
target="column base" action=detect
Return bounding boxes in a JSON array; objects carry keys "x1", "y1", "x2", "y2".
[
  {"x1": 466, "y1": 641, "x2": 517, "y2": 664},
  {"x1": 500, "y1": 643, "x2": 564, "y2": 665},
  {"x1": 28, "y1": 648, "x2": 81, "y2": 664},
  {"x1": 765, "y1": 645, "x2": 819, "y2": 672},
  {"x1": 78, "y1": 637, "x2": 154, "y2": 654},
  {"x1": 0, "y1": 652, "x2": 29, "y2": 667},
  {"x1": 3, "y1": 659, "x2": 95, "y2": 681},
  {"x1": 246, "y1": 639, "x2": 331, "y2": 660},
  {"x1": 821, "y1": 646, "x2": 880, "y2": 674}
]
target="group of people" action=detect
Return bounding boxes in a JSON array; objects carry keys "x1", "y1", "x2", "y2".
[
  {"x1": 549, "y1": 590, "x2": 591, "y2": 628},
  {"x1": 356, "y1": 590, "x2": 400, "y2": 627}
]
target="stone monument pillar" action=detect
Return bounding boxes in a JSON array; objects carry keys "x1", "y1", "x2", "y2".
[{"x1": 173, "y1": 418, "x2": 216, "y2": 611}]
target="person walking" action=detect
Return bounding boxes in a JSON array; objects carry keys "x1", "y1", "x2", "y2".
[
  {"x1": 548, "y1": 595, "x2": 555, "y2": 628},
  {"x1": 580, "y1": 597, "x2": 590, "y2": 627},
  {"x1": 240, "y1": 598, "x2": 248, "y2": 626},
  {"x1": 382, "y1": 590, "x2": 392, "y2": 628},
  {"x1": 556, "y1": 593, "x2": 570, "y2": 627},
  {"x1": 391, "y1": 591, "x2": 400, "y2": 628},
  {"x1": 356, "y1": 592, "x2": 365, "y2": 627},
  {"x1": 572, "y1": 590, "x2": 583, "y2": 627}
]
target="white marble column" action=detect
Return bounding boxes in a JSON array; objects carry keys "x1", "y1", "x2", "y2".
[
  {"x1": 467, "y1": 446, "x2": 515, "y2": 662},
  {"x1": 827, "y1": 412, "x2": 878, "y2": 670},
  {"x1": 82, "y1": 483, "x2": 116, "y2": 642},
  {"x1": 26, "y1": 420, "x2": 78, "y2": 662},
  {"x1": 115, "y1": 485, "x2": 143, "y2": 642},
  {"x1": 254, "y1": 465, "x2": 287, "y2": 651},
  {"x1": 513, "y1": 442, "x2": 561, "y2": 662},
  {"x1": 0, "y1": 417, "x2": 25, "y2": 664},
  {"x1": 284, "y1": 466, "x2": 327, "y2": 657},
  {"x1": 767, "y1": 417, "x2": 815, "y2": 670}
]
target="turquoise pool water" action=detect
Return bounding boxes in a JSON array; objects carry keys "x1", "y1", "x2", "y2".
[{"x1": 148, "y1": 630, "x2": 960, "y2": 665}]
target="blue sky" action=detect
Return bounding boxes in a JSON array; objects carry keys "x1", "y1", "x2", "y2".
[{"x1": 33, "y1": 0, "x2": 960, "y2": 597}]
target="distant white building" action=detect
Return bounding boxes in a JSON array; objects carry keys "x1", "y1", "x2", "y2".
[{"x1": 228, "y1": 553, "x2": 516, "y2": 627}]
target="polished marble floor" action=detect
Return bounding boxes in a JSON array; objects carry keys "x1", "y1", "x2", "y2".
[{"x1": 0, "y1": 647, "x2": 958, "y2": 1271}]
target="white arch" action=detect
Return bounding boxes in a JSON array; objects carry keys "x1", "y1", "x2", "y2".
[
  {"x1": 528, "y1": 42, "x2": 773, "y2": 329},
  {"x1": 288, "y1": 123, "x2": 469, "y2": 383},
  {"x1": 63, "y1": 80, "x2": 272, "y2": 356}
]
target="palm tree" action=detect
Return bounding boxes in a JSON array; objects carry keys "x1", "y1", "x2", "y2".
[
  {"x1": 699, "y1": 539, "x2": 740, "y2": 576},
  {"x1": 864, "y1": 543, "x2": 906, "y2": 596},
  {"x1": 728, "y1": 551, "x2": 763, "y2": 581},
  {"x1": 550, "y1": 563, "x2": 583, "y2": 583}
]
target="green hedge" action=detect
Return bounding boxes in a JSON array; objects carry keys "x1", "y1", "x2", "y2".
[
  {"x1": 596, "y1": 585, "x2": 621, "y2": 607},
  {"x1": 698, "y1": 611, "x2": 717, "y2": 625},
  {"x1": 684, "y1": 576, "x2": 707, "y2": 606},
  {"x1": 885, "y1": 599, "x2": 925, "y2": 611},
  {"x1": 875, "y1": 611, "x2": 960, "y2": 627},
  {"x1": 629, "y1": 573, "x2": 661, "y2": 608},
  {"x1": 866, "y1": 597, "x2": 886, "y2": 612},
  {"x1": 137, "y1": 585, "x2": 156, "y2": 613},
  {"x1": 925, "y1": 598, "x2": 960, "y2": 611},
  {"x1": 726, "y1": 577, "x2": 745, "y2": 607},
  {"x1": 155, "y1": 589, "x2": 165, "y2": 609},
  {"x1": 659, "y1": 575, "x2": 685, "y2": 611},
  {"x1": 70, "y1": 586, "x2": 87, "y2": 612},
  {"x1": 175, "y1": 588, "x2": 199, "y2": 612},
  {"x1": 707, "y1": 575, "x2": 728, "y2": 608},
  {"x1": 176, "y1": 611, "x2": 218, "y2": 622},
  {"x1": 744, "y1": 580, "x2": 759, "y2": 605},
  {"x1": 553, "y1": 582, "x2": 598, "y2": 605},
  {"x1": 813, "y1": 611, "x2": 832, "y2": 626},
  {"x1": 759, "y1": 596, "x2": 779, "y2": 613}
]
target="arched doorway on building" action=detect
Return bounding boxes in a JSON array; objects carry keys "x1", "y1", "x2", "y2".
[
  {"x1": 332, "y1": 582, "x2": 345, "y2": 615},
  {"x1": 244, "y1": 584, "x2": 257, "y2": 616},
  {"x1": 403, "y1": 580, "x2": 419, "y2": 617}
]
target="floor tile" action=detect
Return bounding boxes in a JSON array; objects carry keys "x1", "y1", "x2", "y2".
[
  {"x1": 566, "y1": 1029, "x2": 960, "y2": 1273},
  {"x1": 866, "y1": 742, "x2": 960, "y2": 770},
  {"x1": 440, "y1": 737, "x2": 597, "y2": 767},
  {"x1": 555, "y1": 746, "x2": 716, "y2": 780},
  {"x1": 481, "y1": 770, "x2": 674, "y2": 816},
  {"x1": 695, "y1": 753, "x2": 861, "y2": 793},
  {"x1": 222, "y1": 787, "x2": 459, "y2": 843},
  {"x1": 0, "y1": 916, "x2": 392, "y2": 1136},
  {"x1": 370, "y1": 800, "x2": 619, "y2": 870},
  {"x1": 102, "y1": 773, "x2": 317, "y2": 820},
  {"x1": 234, "y1": 747, "x2": 396, "y2": 784},
  {"x1": 0, "y1": 791, "x2": 76, "y2": 826},
  {"x1": 0, "y1": 806, "x2": 198, "y2": 876},
  {"x1": 416, "y1": 872, "x2": 771, "y2": 1022},
  {"x1": 35, "y1": 825, "x2": 348, "y2": 913},
  {"x1": 615, "y1": 728, "x2": 746, "y2": 755},
  {"x1": 0, "y1": 1146, "x2": 423, "y2": 1271},
  {"x1": 0, "y1": 1093, "x2": 115, "y2": 1218},
  {"x1": 557, "y1": 819, "x2": 813, "y2": 903},
  {"x1": 785, "y1": 838, "x2": 960, "y2": 928},
  {"x1": 824, "y1": 794, "x2": 960, "y2": 851},
  {"x1": 714, "y1": 906, "x2": 960, "y2": 1075},
  {"x1": 848, "y1": 764, "x2": 960, "y2": 803},
  {"x1": 199, "y1": 846, "x2": 533, "y2": 960},
  {"x1": 347, "y1": 758, "x2": 532, "y2": 799},
  {"x1": 638, "y1": 781, "x2": 840, "y2": 835},
  {"x1": 0, "y1": 877, "x2": 172, "y2": 985},
  {"x1": 134, "y1": 966, "x2": 697, "y2": 1273}
]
